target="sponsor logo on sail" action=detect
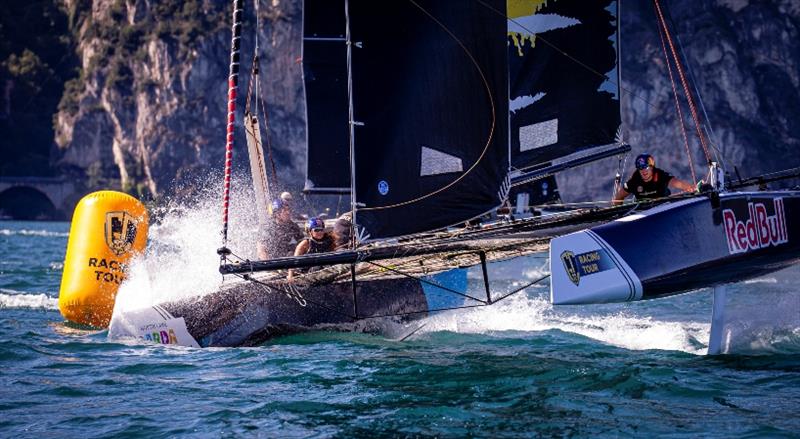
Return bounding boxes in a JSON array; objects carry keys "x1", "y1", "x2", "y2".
[
  {"x1": 561, "y1": 249, "x2": 615, "y2": 286},
  {"x1": 722, "y1": 198, "x2": 788, "y2": 255},
  {"x1": 561, "y1": 251, "x2": 580, "y2": 285},
  {"x1": 105, "y1": 211, "x2": 138, "y2": 256},
  {"x1": 378, "y1": 180, "x2": 389, "y2": 195}
]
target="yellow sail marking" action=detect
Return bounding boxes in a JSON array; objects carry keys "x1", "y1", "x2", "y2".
[{"x1": 507, "y1": 0, "x2": 553, "y2": 56}]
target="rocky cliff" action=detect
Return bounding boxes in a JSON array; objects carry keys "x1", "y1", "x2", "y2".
[
  {"x1": 53, "y1": 0, "x2": 305, "y2": 199},
  {"x1": 560, "y1": 0, "x2": 800, "y2": 200},
  {"x1": 11, "y1": 0, "x2": 800, "y2": 202}
]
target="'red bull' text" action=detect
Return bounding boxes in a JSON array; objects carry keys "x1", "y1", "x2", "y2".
[{"x1": 723, "y1": 198, "x2": 788, "y2": 254}]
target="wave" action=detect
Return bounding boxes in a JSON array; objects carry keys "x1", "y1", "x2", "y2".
[
  {"x1": 743, "y1": 277, "x2": 778, "y2": 284},
  {"x1": 0, "y1": 229, "x2": 69, "y2": 238},
  {"x1": 418, "y1": 294, "x2": 710, "y2": 355},
  {"x1": 0, "y1": 290, "x2": 59, "y2": 310}
]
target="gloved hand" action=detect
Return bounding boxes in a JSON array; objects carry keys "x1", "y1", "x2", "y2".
[{"x1": 696, "y1": 180, "x2": 713, "y2": 193}]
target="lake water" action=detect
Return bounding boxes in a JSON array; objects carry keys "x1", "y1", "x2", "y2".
[{"x1": 2, "y1": 218, "x2": 799, "y2": 437}]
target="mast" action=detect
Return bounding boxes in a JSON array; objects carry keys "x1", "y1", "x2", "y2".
[
  {"x1": 344, "y1": 0, "x2": 358, "y2": 244},
  {"x1": 219, "y1": 0, "x2": 244, "y2": 256}
]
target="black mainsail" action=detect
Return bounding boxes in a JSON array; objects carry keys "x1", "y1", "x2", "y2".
[
  {"x1": 300, "y1": 0, "x2": 623, "y2": 239},
  {"x1": 508, "y1": 0, "x2": 621, "y2": 174},
  {"x1": 302, "y1": 0, "x2": 351, "y2": 194},
  {"x1": 350, "y1": 0, "x2": 510, "y2": 241}
]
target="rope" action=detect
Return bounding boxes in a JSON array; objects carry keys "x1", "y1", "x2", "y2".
[
  {"x1": 655, "y1": 10, "x2": 697, "y2": 184},
  {"x1": 663, "y1": 3, "x2": 728, "y2": 169},
  {"x1": 244, "y1": 55, "x2": 257, "y2": 115},
  {"x1": 365, "y1": 260, "x2": 488, "y2": 303},
  {"x1": 653, "y1": 0, "x2": 712, "y2": 164},
  {"x1": 220, "y1": 0, "x2": 244, "y2": 248},
  {"x1": 237, "y1": 273, "x2": 357, "y2": 320},
  {"x1": 357, "y1": 0, "x2": 496, "y2": 212}
]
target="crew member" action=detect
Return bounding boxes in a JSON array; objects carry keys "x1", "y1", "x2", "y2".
[
  {"x1": 612, "y1": 153, "x2": 695, "y2": 204},
  {"x1": 294, "y1": 217, "x2": 334, "y2": 257},
  {"x1": 257, "y1": 198, "x2": 304, "y2": 259},
  {"x1": 288, "y1": 217, "x2": 334, "y2": 281},
  {"x1": 332, "y1": 212, "x2": 353, "y2": 250}
]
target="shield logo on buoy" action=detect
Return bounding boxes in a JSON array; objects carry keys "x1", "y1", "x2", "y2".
[
  {"x1": 560, "y1": 250, "x2": 580, "y2": 286},
  {"x1": 105, "y1": 211, "x2": 138, "y2": 256}
]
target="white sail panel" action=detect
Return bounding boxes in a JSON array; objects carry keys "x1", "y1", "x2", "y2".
[
  {"x1": 520, "y1": 119, "x2": 558, "y2": 152},
  {"x1": 420, "y1": 146, "x2": 463, "y2": 176}
]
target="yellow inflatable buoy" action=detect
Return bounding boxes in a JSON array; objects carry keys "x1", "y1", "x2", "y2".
[{"x1": 59, "y1": 191, "x2": 148, "y2": 328}]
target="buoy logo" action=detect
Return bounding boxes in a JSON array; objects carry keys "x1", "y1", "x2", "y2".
[{"x1": 105, "y1": 211, "x2": 138, "y2": 256}]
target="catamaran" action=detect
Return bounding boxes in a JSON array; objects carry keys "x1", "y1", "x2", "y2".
[{"x1": 109, "y1": 0, "x2": 799, "y2": 351}]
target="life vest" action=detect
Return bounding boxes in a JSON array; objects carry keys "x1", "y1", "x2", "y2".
[{"x1": 304, "y1": 235, "x2": 333, "y2": 254}]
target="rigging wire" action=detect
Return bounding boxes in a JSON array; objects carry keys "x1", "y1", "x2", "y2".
[
  {"x1": 234, "y1": 267, "x2": 551, "y2": 322},
  {"x1": 653, "y1": 0, "x2": 712, "y2": 164},
  {"x1": 357, "y1": 0, "x2": 497, "y2": 212},
  {"x1": 663, "y1": 3, "x2": 728, "y2": 170},
  {"x1": 344, "y1": 0, "x2": 358, "y2": 237},
  {"x1": 612, "y1": 151, "x2": 629, "y2": 199},
  {"x1": 477, "y1": 0, "x2": 714, "y2": 180},
  {"x1": 655, "y1": 9, "x2": 697, "y2": 184},
  {"x1": 255, "y1": 0, "x2": 280, "y2": 190}
]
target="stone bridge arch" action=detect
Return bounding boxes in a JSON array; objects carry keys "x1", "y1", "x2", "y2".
[{"x1": 0, "y1": 177, "x2": 78, "y2": 220}]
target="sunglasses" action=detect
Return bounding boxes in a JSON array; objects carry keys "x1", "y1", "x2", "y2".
[
  {"x1": 311, "y1": 228, "x2": 325, "y2": 232},
  {"x1": 636, "y1": 162, "x2": 650, "y2": 170}
]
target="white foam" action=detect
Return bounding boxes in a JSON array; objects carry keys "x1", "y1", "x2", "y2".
[
  {"x1": 0, "y1": 229, "x2": 69, "y2": 237},
  {"x1": 419, "y1": 293, "x2": 709, "y2": 355},
  {"x1": 743, "y1": 277, "x2": 778, "y2": 284},
  {"x1": 0, "y1": 291, "x2": 59, "y2": 310}
]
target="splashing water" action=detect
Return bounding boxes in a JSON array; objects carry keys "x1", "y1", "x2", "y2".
[
  {"x1": 420, "y1": 291, "x2": 709, "y2": 355},
  {"x1": 113, "y1": 175, "x2": 262, "y2": 314}
]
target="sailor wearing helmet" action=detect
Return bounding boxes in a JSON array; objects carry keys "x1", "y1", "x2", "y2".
[
  {"x1": 288, "y1": 217, "x2": 335, "y2": 281},
  {"x1": 294, "y1": 217, "x2": 335, "y2": 257},
  {"x1": 612, "y1": 153, "x2": 695, "y2": 204}
]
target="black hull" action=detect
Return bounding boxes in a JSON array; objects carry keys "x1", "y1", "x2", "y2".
[
  {"x1": 109, "y1": 269, "x2": 467, "y2": 347},
  {"x1": 171, "y1": 276, "x2": 429, "y2": 346}
]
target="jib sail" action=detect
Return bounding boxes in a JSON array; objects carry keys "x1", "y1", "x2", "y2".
[{"x1": 508, "y1": 0, "x2": 621, "y2": 175}]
